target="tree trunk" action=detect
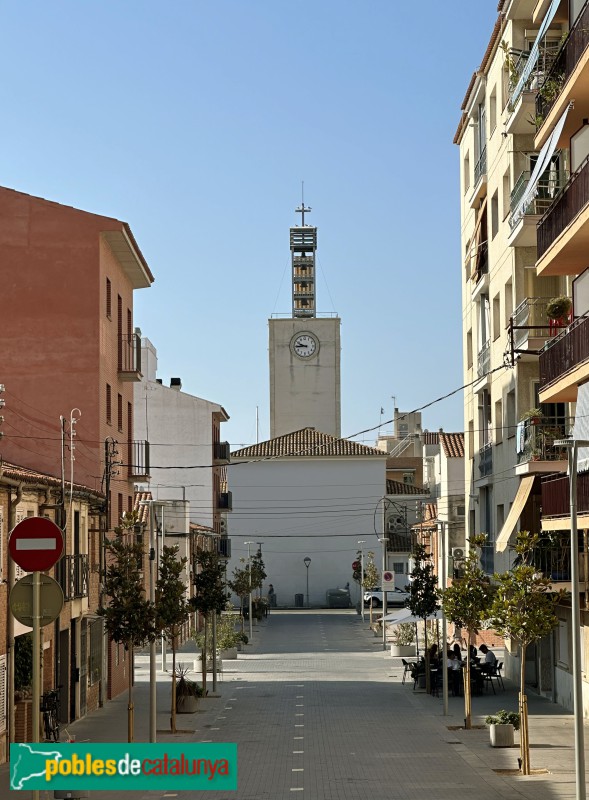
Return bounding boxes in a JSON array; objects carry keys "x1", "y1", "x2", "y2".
[
  {"x1": 170, "y1": 632, "x2": 177, "y2": 734},
  {"x1": 127, "y1": 644, "x2": 134, "y2": 743},
  {"x1": 202, "y1": 615, "x2": 208, "y2": 694},
  {"x1": 520, "y1": 645, "x2": 530, "y2": 775},
  {"x1": 464, "y1": 630, "x2": 472, "y2": 729}
]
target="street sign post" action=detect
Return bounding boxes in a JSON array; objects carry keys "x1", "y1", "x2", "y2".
[
  {"x1": 9, "y1": 574, "x2": 64, "y2": 627},
  {"x1": 8, "y1": 516, "x2": 64, "y2": 800},
  {"x1": 382, "y1": 570, "x2": 395, "y2": 590},
  {"x1": 9, "y1": 516, "x2": 63, "y2": 572}
]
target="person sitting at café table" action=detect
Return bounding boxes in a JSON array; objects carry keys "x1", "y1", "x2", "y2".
[
  {"x1": 479, "y1": 644, "x2": 497, "y2": 667},
  {"x1": 447, "y1": 651, "x2": 463, "y2": 696},
  {"x1": 428, "y1": 643, "x2": 439, "y2": 665},
  {"x1": 469, "y1": 644, "x2": 478, "y2": 662},
  {"x1": 452, "y1": 643, "x2": 462, "y2": 661}
]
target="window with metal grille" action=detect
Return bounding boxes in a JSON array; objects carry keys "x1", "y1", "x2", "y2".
[
  {"x1": 106, "y1": 278, "x2": 112, "y2": 318},
  {"x1": 106, "y1": 384, "x2": 112, "y2": 425},
  {"x1": 117, "y1": 393, "x2": 123, "y2": 432}
]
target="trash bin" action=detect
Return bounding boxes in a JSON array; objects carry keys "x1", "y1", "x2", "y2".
[{"x1": 295, "y1": 593, "x2": 304, "y2": 607}]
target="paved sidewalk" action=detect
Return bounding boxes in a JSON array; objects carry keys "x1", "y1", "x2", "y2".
[{"x1": 0, "y1": 611, "x2": 584, "y2": 799}]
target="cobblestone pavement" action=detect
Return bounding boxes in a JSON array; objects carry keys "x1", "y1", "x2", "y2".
[{"x1": 1, "y1": 610, "x2": 584, "y2": 799}]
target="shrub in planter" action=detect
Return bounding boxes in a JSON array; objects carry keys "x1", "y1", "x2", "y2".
[
  {"x1": 485, "y1": 710, "x2": 520, "y2": 747},
  {"x1": 546, "y1": 296, "x2": 572, "y2": 322},
  {"x1": 175, "y1": 665, "x2": 205, "y2": 713}
]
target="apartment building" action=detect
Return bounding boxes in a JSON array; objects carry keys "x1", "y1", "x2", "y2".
[
  {"x1": 0, "y1": 186, "x2": 154, "y2": 702},
  {"x1": 457, "y1": 0, "x2": 589, "y2": 709}
]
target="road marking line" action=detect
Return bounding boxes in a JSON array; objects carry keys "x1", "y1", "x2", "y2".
[
  {"x1": 294, "y1": 736, "x2": 304, "y2": 740},
  {"x1": 290, "y1": 789, "x2": 304, "y2": 792},
  {"x1": 296, "y1": 704, "x2": 304, "y2": 707},
  {"x1": 295, "y1": 724, "x2": 304, "y2": 727},
  {"x1": 292, "y1": 751, "x2": 304, "y2": 754},
  {"x1": 292, "y1": 768, "x2": 304, "y2": 772}
]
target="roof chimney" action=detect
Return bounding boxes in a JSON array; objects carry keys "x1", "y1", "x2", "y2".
[{"x1": 170, "y1": 378, "x2": 182, "y2": 391}]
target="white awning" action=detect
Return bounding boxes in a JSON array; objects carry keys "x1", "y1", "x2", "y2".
[
  {"x1": 511, "y1": 103, "x2": 571, "y2": 225},
  {"x1": 380, "y1": 610, "x2": 441, "y2": 624},
  {"x1": 496, "y1": 474, "x2": 535, "y2": 553},
  {"x1": 572, "y1": 382, "x2": 589, "y2": 472},
  {"x1": 511, "y1": 0, "x2": 561, "y2": 108}
]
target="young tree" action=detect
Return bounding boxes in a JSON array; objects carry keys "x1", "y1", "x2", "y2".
[
  {"x1": 490, "y1": 531, "x2": 562, "y2": 775},
  {"x1": 99, "y1": 512, "x2": 155, "y2": 742},
  {"x1": 440, "y1": 534, "x2": 493, "y2": 729},
  {"x1": 228, "y1": 562, "x2": 251, "y2": 632},
  {"x1": 406, "y1": 543, "x2": 439, "y2": 693},
  {"x1": 250, "y1": 551, "x2": 267, "y2": 595},
  {"x1": 155, "y1": 545, "x2": 191, "y2": 733},
  {"x1": 191, "y1": 548, "x2": 228, "y2": 691},
  {"x1": 363, "y1": 552, "x2": 379, "y2": 624}
]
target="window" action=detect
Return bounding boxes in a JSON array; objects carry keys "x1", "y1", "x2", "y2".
[
  {"x1": 464, "y1": 151, "x2": 470, "y2": 193},
  {"x1": 393, "y1": 562, "x2": 405, "y2": 574},
  {"x1": 106, "y1": 384, "x2": 112, "y2": 425},
  {"x1": 502, "y1": 171, "x2": 510, "y2": 219},
  {"x1": 506, "y1": 390, "x2": 516, "y2": 439},
  {"x1": 491, "y1": 190, "x2": 499, "y2": 239},
  {"x1": 403, "y1": 473, "x2": 414, "y2": 485},
  {"x1": 118, "y1": 493, "x2": 123, "y2": 524},
  {"x1": 467, "y1": 330, "x2": 473, "y2": 369},
  {"x1": 497, "y1": 504, "x2": 505, "y2": 534},
  {"x1": 117, "y1": 393, "x2": 123, "y2": 432},
  {"x1": 468, "y1": 420, "x2": 474, "y2": 456},
  {"x1": 106, "y1": 278, "x2": 112, "y2": 318},
  {"x1": 504, "y1": 281, "x2": 513, "y2": 327},
  {"x1": 489, "y1": 87, "x2": 497, "y2": 134},
  {"x1": 495, "y1": 399, "x2": 503, "y2": 444},
  {"x1": 456, "y1": 505, "x2": 465, "y2": 517},
  {"x1": 493, "y1": 293, "x2": 501, "y2": 340}
]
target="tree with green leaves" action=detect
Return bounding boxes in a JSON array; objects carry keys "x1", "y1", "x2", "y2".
[
  {"x1": 190, "y1": 548, "x2": 228, "y2": 691},
  {"x1": 490, "y1": 531, "x2": 562, "y2": 775},
  {"x1": 99, "y1": 511, "x2": 156, "y2": 742},
  {"x1": 440, "y1": 534, "x2": 493, "y2": 729},
  {"x1": 228, "y1": 562, "x2": 251, "y2": 632},
  {"x1": 155, "y1": 545, "x2": 191, "y2": 733},
  {"x1": 363, "y1": 552, "x2": 379, "y2": 624},
  {"x1": 250, "y1": 551, "x2": 267, "y2": 594},
  {"x1": 406, "y1": 543, "x2": 439, "y2": 693}
]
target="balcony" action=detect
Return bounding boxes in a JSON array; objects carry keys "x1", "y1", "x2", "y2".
[
  {"x1": 216, "y1": 537, "x2": 232, "y2": 559},
  {"x1": 539, "y1": 315, "x2": 589, "y2": 401},
  {"x1": 55, "y1": 554, "x2": 89, "y2": 600},
  {"x1": 128, "y1": 440, "x2": 150, "y2": 479},
  {"x1": 526, "y1": 535, "x2": 587, "y2": 589},
  {"x1": 509, "y1": 168, "x2": 567, "y2": 247},
  {"x1": 217, "y1": 491, "x2": 233, "y2": 511},
  {"x1": 511, "y1": 297, "x2": 554, "y2": 355},
  {"x1": 477, "y1": 341, "x2": 491, "y2": 379},
  {"x1": 542, "y1": 470, "x2": 589, "y2": 519},
  {"x1": 213, "y1": 441, "x2": 230, "y2": 463},
  {"x1": 470, "y1": 147, "x2": 487, "y2": 208},
  {"x1": 537, "y1": 155, "x2": 589, "y2": 275},
  {"x1": 505, "y1": 45, "x2": 559, "y2": 134},
  {"x1": 536, "y1": 3, "x2": 589, "y2": 128},
  {"x1": 478, "y1": 442, "x2": 493, "y2": 477},
  {"x1": 515, "y1": 419, "x2": 570, "y2": 475},
  {"x1": 118, "y1": 332, "x2": 142, "y2": 381}
]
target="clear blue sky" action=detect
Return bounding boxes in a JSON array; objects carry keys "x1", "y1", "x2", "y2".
[{"x1": 1, "y1": 1, "x2": 498, "y2": 447}]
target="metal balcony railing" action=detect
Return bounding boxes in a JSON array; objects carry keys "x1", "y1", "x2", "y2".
[
  {"x1": 536, "y1": 0, "x2": 589, "y2": 122},
  {"x1": 477, "y1": 341, "x2": 491, "y2": 378},
  {"x1": 216, "y1": 537, "x2": 232, "y2": 559},
  {"x1": 55, "y1": 554, "x2": 89, "y2": 600},
  {"x1": 507, "y1": 45, "x2": 559, "y2": 109},
  {"x1": 474, "y1": 146, "x2": 487, "y2": 185},
  {"x1": 218, "y1": 491, "x2": 233, "y2": 511},
  {"x1": 512, "y1": 297, "x2": 552, "y2": 349},
  {"x1": 510, "y1": 169, "x2": 567, "y2": 228},
  {"x1": 539, "y1": 314, "x2": 589, "y2": 389},
  {"x1": 516, "y1": 419, "x2": 570, "y2": 464},
  {"x1": 118, "y1": 332, "x2": 141, "y2": 375},
  {"x1": 214, "y1": 441, "x2": 230, "y2": 462},
  {"x1": 542, "y1": 471, "x2": 589, "y2": 517},
  {"x1": 128, "y1": 440, "x2": 150, "y2": 478},
  {"x1": 478, "y1": 442, "x2": 493, "y2": 477},
  {"x1": 537, "y1": 154, "x2": 589, "y2": 258}
]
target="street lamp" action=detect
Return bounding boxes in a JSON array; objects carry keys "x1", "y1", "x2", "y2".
[
  {"x1": 358, "y1": 540, "x2": 366, "y2": 622},
  {"x1": 378, "y1": 537, "x2": 388, "y2": 651},
  {"x1": 304, "y1": 557, "x2": 311, "y2": 607},
  {"x1": 555, "y1": 438, "x2": 589, "y2": 800},
  {"x1": 244, "y1": 542, "x2": 254, "y2": 642}
]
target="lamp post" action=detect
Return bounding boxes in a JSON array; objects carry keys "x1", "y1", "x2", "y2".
[
  {"x1": 358, "y1": 540, "x2": 366, "y2": 622},
  {"x1": 304, "y1": 557, "x2": 311, "y2": 607},
  {"x1": 438, "y1": 520, "x2": 448, "y2": 716},
  {"x1": 555, "y1": 438, "x2": 589, "y2": 800},
  {"x1": 378, "y1": 537, "x2": 388, "y2": 651},
  {"x1": 245, "y1": 541, "x2": 254, "y2": 642}
]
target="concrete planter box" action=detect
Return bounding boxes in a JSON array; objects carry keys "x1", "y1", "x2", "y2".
[
  {"x1": 220, "y1": 647, "x2": 238, "y2": 660},
  {"x1": 489, "y1": 723, "x2": 515, "y2": 747},
  {"x1": 390, "y1": 644, "x2": 416, "y2": 658},
  {"x1": 176, "y1": 695, "x2": 199, "y2": 714}
]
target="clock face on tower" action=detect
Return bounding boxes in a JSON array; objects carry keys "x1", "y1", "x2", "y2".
[{"x1": 291, "y1": 332, "x2": 319, "y2": 359}]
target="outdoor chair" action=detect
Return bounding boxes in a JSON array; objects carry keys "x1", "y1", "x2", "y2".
[
  {"x1": 481, "y1": 663, "x2": 501, "y2": 694},
  {"x1": 495, "y1": 661, "x2": 505, "y2": 690},
  {"x1": 401, "y1": 658, "x2": 416, "y2": 686}
]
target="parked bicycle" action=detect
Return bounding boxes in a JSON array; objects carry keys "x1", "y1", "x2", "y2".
[{"x1": 41, "y1": 687, "x2": 61, "y2": 742}]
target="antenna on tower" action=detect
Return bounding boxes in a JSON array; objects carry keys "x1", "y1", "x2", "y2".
[{"x1": 295, "y1": 181, "x2": 311, "y2": 227}]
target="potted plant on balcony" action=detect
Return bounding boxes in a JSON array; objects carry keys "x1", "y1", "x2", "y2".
[
  {"x1": 485, "y1": 709, "x2": 520, "y2": 747},
  {"x1": 521, "y1": 408, "x2": 543, "y2": 426},
  {"x1": 546, "y1": 296, "x2": 572, "y2": 323}
]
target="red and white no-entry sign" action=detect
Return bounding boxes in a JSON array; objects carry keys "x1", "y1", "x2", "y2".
[{"x1": 9, "y1": 517, "x2": 64, "y2": 572}]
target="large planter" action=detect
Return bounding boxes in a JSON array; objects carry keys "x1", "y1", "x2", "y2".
[
  {"x1": 220, "y1": 647, "x2": 238, "y2": 660},
  {"x1": 489, "y1": 723, "x2": 515, "y2": 747},
  {"x1": 390, "y1": 644, "x2": 416, "y2": 657},
  {"x1": 176, "y1": 695, "x2": 199, "y2": 714}
]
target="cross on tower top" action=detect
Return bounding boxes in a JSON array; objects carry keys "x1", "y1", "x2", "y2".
[{"x1": 295, "y1": 203, "x2": 312, "y2": 226}]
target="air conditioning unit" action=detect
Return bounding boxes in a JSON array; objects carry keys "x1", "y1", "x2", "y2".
[{"x1": 452, "y1": 547, "x2": 465, "y2": 560}]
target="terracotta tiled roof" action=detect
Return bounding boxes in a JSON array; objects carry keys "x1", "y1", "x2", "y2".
[
  {"x1": 423, "y1": 502, "x2": 438, "y2": 523},
  {"x1": 133, "y1": 491, "x2": 153, "y2": 525},
  {"x1": 0, "y1": 461, "x2": 102, "y2": 496},
  {"x1": 386, "y1": 479, "x2": 429, "y2": 496},
  {"x1": 439, "y1": 432, "x2": 465, "y2": 459},
  {"x1": 231, "y1": 428, "x2": 386, "y2": 459},
  {"x1": 189, "y1": 522, "x2": 215, "y2": 534}
]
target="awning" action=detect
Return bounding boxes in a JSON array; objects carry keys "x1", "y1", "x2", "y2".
[
  {"x1": 572, "y1": 382, "x2": 589, "y2": 472},
  {"x1": 511, "y1": 0, "x2": 561, "y2": 108},
  {"x1": 511, "y1": 103, "x2": 571, "y2": 225},
  {"x1": 380, "y1": 610, "x2": 442, "y2": 625},
  {"x1": 496, "y1": 474, "x2": 535, "y2": 552}
]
